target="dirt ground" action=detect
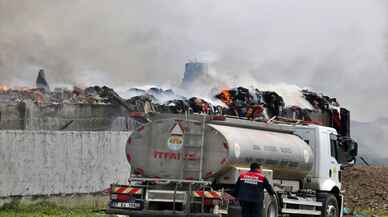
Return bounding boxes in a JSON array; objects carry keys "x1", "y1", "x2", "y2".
[{"x1": 342, "y1": 166, "x2": 388, "y2": 213}]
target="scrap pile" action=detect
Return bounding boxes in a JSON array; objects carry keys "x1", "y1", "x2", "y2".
[
  {"x1": 92, "y1": 86, "x2": 221, "y2": 114},
  {"x1": 0, "y1": 70, "x2": 116, "y2": 106},
  {"x1": 0, "y1": 85, "x2": 108, "y2": 105},
  {"x1": 301, "y1": 90, "x2": 350, "y2": 137},
  {"x1": 0, "y1": 69, "x2": 350, "y2": 136},
  {"x1": 91, "y1": 85, "x2": 349, "y2": 137},
  {"x1": 0, "y1": 85, "x2": 350, "y2": 136},
  {"x1": 214, "y1": 87, "x2": 350, "y2": 137},
  {"x1": 215, "y1": 87, "x2": 284, "y2": 119}
]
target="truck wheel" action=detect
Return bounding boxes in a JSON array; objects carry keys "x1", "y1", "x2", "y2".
[
  {"x1": 319, "y1": 193, "x2": 339, "y2": 217},
  {"x1": 262, "y1": 194, "x2": 278, "y2": 217}
]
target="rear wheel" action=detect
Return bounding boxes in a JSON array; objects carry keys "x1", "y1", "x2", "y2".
[
  {"x1": 318, "y1": 193, "x2": 339, "y2": 217},
  {"x1": 262, "y1": 194, "x2": 278, "y2": 217}
]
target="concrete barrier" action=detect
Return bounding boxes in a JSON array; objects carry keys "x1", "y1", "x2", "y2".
[{"x1": 0, "y1": 130, "x2": 131, "y2": 197}]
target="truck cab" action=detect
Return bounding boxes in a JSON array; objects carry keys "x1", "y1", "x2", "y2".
[{"x1": 267, "y1": 124, "x2": 358, "y2": 217}]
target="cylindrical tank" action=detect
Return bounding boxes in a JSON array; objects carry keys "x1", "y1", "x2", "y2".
[{"x1": 126, "y1": 117, "x2": 313, "y2": 181}]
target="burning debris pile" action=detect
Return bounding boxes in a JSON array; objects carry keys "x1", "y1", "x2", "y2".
[
  {"x1": 88, "y1": 85, "x2": 350, "y2": 136},
  {"x1": 215, "y1": 87, "x2": 284, "y2": 119},
  {"x1": 0, "y1": 84, "x2": 349, "y2": 135},
  {"x1": 214, "y1": 87, "x2": 349, "y2": 137},
  {"x1": 0, "y1": 69, "x2": 350, "y2": 135}
]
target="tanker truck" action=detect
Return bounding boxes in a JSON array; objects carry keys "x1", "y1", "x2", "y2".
[{"x1": 106, "y1": 112, "x2": 358, "y2": 217}]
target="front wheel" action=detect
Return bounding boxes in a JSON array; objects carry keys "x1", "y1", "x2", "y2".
[
  {"x1": 318, "y1": 193, "x2": 339, "y2": 217},
  {"x1": 262, "y1": 193, "x2": 278, "y2": 217}
]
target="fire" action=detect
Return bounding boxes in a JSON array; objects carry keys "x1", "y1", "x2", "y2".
[
  {"x1": 0, "y1": 85, "x2": 9, "y2": 92},
  {"x1": 220, "y1": 89, "x2": 233, "y2": 106}
]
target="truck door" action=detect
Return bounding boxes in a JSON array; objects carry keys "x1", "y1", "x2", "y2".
[{"x1": 329, "y1": 134, "x2": 341, "y2": 186}]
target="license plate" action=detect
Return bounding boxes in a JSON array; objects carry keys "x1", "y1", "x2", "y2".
[{"x1": 111, "y1": 201, "x2": 141, "y2": 209}]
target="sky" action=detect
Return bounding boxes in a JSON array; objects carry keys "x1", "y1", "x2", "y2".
[{"x1": 0, "y1": 0, "x2": 387, "y2": 122}]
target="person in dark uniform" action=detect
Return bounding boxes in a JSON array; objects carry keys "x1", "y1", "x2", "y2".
[{"x1": 234, "y1": 163, "x2": 276, "y2": 217}]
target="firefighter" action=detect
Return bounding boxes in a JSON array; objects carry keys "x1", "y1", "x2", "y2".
[{"x1": 234, "y1": 163, "x2": 275, "y2": 217}]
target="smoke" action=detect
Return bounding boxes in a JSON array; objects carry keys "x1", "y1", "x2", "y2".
[{"x1": 0, "y1": 0, "x2": 387, "y2": 121}]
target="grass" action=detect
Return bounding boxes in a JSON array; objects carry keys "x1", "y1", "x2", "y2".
[
  {"x1": 3, "y1": 201, "x2": 387, "y2": 217},
  {"x1": 0, "y1": 201, "x2": 106, "y2": 217}
]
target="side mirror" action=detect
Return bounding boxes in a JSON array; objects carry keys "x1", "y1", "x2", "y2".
[
  {"x1": 350, "y1": 141, "x2": 358, "y2": 158},
  {"x1": 339, "y1": 137, "x2": 358, "y2": 163}
]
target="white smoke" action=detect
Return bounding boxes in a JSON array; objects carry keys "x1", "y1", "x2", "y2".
[{"x1": 0, "y1": 0, "x2": 387, "y2": 121}]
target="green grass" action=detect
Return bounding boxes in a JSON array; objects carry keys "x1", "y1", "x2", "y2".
[{"x1": 0, "y1": 201, "x2": 106, "y2": 217}]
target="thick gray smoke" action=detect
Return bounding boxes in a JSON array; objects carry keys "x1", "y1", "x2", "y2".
[{"x1": 0, "y1": 0, "x2": 387, "y2": 121}]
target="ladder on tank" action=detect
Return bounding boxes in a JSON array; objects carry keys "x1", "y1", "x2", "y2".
[{"x1": 180, "y1": 116, "x2": 207, "y2": 181}]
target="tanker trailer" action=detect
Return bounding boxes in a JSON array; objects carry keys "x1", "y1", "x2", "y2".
[{"x1": 106, "y1": 113, "x2": 357, "y2": 217}]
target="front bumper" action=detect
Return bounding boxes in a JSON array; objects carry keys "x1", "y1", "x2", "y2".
[
  {"x1": 106, "y1": 208, "x2": 219, "y2": 217},
  {"x1": 106, "y1": 205, "x2": 242, "y2": 217}
]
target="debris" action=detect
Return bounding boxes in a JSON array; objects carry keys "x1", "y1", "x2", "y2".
[
  {"x1": 302, "y1": 89, "x2": 339, "y2": 110},
  {"x1": 1, "y1": 82, "x2": 351, "y2": 136},
  {"x1": 215, "y1": 87, "x2": 280, "y2": 120},
  {"x1": 188, "y1": 97, "x2": 210, "y2": 114},
  {"x1": 93, "y1": 86, "x2": 133, "y2": 111},
  {"x1": 34, "y1": 90, "x2": 45, "y2": 105},
  {"x1": 213, "y1": 86, "x2": 350, "y2": 135}
]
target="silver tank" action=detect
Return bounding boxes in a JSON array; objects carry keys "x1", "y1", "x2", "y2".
[{"x1": 126, "y1": 114, "x2": 313, "y2": 181}]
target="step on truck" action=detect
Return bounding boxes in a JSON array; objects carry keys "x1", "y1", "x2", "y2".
[{"x1": 106, "y1": 112, "x2": 358, "y2": 217}]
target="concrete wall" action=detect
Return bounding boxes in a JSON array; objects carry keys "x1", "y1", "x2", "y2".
[
  {"x1": 0, "y1": 130, "x2": 131, "y2": 197},
  {"x1": 0, "y1": 101, "x2": 129, "y2": 131},
  {"x1": 25, "y1": 102, "x2": 129, "y2": 131},
  {"x1": 0, "y1": 102, "x2": 27, "y2": 130}
]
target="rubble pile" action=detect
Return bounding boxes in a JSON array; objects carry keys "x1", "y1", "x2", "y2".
[
  {"x1": 1, "y1": 81, "x2": 350, "y2": 136},
  {"x1": 0, "y1": 70, "x2": 351, "y2": 135},
  {"x1": 215, "y1": 87, "x2": 278, "y2": 120},
  {"x1": 92, "y1": 86, "x2": 221, "y2": 114},
  {"x1": 342, "y1": 166, "x2": 388, "y2": 211},
  {"x1": 215, "y1": 87, "x2": 283, "y2": 119},
  {"x1": 214, "y1": 87, "x2": 349, "y2": 136},
  {"x1": 0, "y1": 86, "x2": 107, "y2": 105}
]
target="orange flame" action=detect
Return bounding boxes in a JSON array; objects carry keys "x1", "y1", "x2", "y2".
[
  {"x1": 0, "y1": 85, "x2": 9, "y2": 92},
  {"x1": 220, "y1": 89, "x2": 233, "y2": 106}
]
